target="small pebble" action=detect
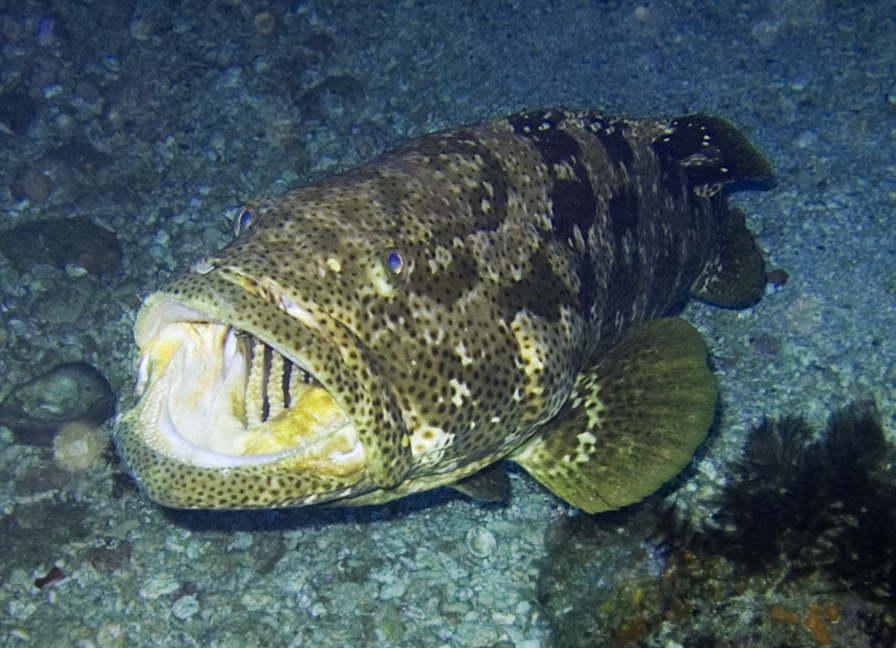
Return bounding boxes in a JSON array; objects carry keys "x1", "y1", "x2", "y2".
[
  {"x1": 465, "y1": 527, "x2": 497, "y2": 558},
  {"x1": 171, "y1": 595, "x2": 199, "y2": 620}
]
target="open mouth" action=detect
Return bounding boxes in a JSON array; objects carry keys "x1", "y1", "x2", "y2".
[{"x1": 133, "y1": 319, "x2": 363, "y2": 472}]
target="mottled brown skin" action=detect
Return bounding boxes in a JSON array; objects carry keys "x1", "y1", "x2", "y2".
[{"x1": 115, "y1": 110, "x2": 770, "y2": 509}]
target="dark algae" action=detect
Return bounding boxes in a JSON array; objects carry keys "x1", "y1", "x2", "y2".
[
  {"x1": 537, "y1": 400, "x2": 896, "y2": 647},
  {"x1": 697, "y1": 401, "x2": 896, "y2": 602}
]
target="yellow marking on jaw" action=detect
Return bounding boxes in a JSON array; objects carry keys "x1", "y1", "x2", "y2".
[
  {"x1": 147, "y1": 337, "x2": 182, "y2": 372},
  {"x1": 235, "y1": 385, "x2": 342, "y2": 455}
]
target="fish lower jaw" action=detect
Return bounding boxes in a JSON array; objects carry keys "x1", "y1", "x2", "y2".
[{"x1": 134, "y1": 320, "x2": 362, "y2": 471}]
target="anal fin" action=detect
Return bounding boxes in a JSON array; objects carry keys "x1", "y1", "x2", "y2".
[
  {"x1": 510, "y1": 317, "x2": 716, "y2": 514},
  {"x1": 690, "y1": 203, "x2": 766, "y2": 308}
]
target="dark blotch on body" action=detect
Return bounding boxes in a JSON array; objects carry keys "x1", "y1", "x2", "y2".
[
  {"x1": 607, "y1": 184, "x2": 640, "y2": 246},
  {"x1": 411, "y1": 248, "x2": 479, "y2": 307},
  {"x1": 414, "y1": 131, "x2": 509, "y2": 233},
  {"x1": 508, "y1": 112, "x2": 596, "y2": 243},
  {"x1": 590, "y1": 119, "x2": 634, "y2": 169},
  {"x1": 497, "y1": 251, "x2": 571, "y2": 322}
]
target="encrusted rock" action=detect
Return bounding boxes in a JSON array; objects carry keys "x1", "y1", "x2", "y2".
[
  {"x1": 0, "y1": 362, "x2": 115, "y2": 447},
  {"x1": 0, "y1": 216, "x2": 122, "y2": 276}
]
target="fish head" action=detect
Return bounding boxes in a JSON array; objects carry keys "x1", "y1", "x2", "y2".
[
  {"x1": 115, "y1": 186, "x2": 429, "y2": 509},
  {"x1": 115, "y1": 124, "x2": 593, "y2": 510}
]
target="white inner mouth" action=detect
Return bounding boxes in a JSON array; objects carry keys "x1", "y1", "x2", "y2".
[{"x1": 135, "y1": 321, "x2": 363, "y2": 470}]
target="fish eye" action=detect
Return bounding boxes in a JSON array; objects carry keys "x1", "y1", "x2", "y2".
[
  {"x1": 233, "y1": 208, "x2": 252, "y2": 236},
  {"x1": 369, "y1": 247, "x2": 410, "y2": 295},
  {"x1": 384, "y1": 249, "x2": 403, "y2": 275}
]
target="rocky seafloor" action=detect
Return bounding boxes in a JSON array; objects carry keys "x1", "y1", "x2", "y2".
[{"x1": 1, "y1": 0, "x2": 896, "y2": 646}]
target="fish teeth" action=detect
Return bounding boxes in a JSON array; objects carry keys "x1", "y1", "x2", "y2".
[
  {"x1": 233, "y1": 328, "x2": 321, "y2": 431},
  {"x1": 222, "y1": 327, "x2": 238, "y2": 377},
  {"x1": 243, "y1": 337, "x2": 301, "y2": 427},
  {"x1": 287, "y1": 362, "x2": 302, "y2": 407}
]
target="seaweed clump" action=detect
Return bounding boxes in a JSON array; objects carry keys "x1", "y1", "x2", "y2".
[{"x1": 697, "y1": 401, "x2": 896, "y2": 601}]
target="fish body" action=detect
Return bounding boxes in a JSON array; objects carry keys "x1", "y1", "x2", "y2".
[{"x1": 115, "y1": 110, "x2": 770, "y2": 512}]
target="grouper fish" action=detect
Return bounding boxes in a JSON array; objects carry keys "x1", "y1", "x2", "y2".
[{"x1": 114, "y1": 110, "x2": 771, "y2": 512}]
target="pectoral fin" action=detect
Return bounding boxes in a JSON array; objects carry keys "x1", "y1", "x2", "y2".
[{"x1": 510, "y1": 317, "x2": 716, "y2": 514}]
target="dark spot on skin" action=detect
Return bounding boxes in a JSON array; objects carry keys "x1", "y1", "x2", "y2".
[
  {"x1": 508, "y1": 112, "x2": 596, "y2": 243},
  {"x1": 651, "y1": 136, "x2": 687, "y2": 199},
  {"x1": 575, "y1": 253, "x2": 598, "y2": 312},
  {"x1": 549, "y1": 178, "x2": 595, "y2": 245},
  {"x1": 607, "y1": 184, "x2": 640, "y2": 247},
  {"x1": 508, "y1": 113, "x2": 579, "y2": 167},
  {"x1": 410, "y1": 247, "x2": 479, "y2": 307},
  {"x1": 601, "y1": 241, "x2": 642, "y2": 331}
]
